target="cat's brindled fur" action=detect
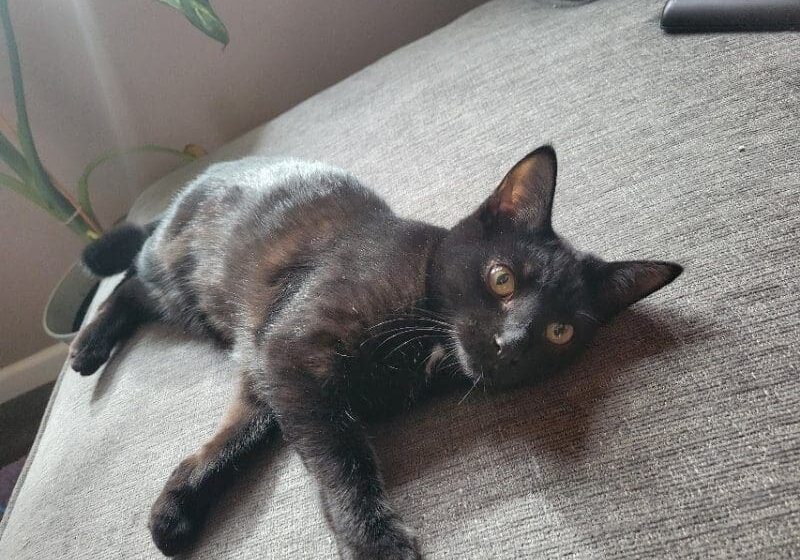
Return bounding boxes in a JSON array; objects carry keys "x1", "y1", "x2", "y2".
[{"x1": 70, "y1": 147, "x2": 682, "y2": 559}]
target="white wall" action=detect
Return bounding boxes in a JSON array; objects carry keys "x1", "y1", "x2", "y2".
[{"x1": 0, "y1": 0, "x2": 485, "y2": 366}]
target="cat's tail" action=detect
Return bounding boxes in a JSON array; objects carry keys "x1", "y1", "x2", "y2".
[{"x1": 82, "y1": 221, "x2": 159, "y2": 277}]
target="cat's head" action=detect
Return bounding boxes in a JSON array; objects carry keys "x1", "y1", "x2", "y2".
[{"x1": 429, "y1": 146, "x2": 682, "y2": 389}]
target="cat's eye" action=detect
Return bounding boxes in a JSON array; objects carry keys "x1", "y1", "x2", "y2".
[
  {"x1": 487, "y1": 264, "x2": 516, "y2": 298},
  {"x1": 545, "y1": 322, "x2": 574, "y2": 345}
]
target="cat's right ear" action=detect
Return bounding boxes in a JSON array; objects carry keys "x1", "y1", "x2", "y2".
[
  {"x1": 594, "y1": 260, "x2": 683, "y2": 320},
  {"x1": 478, "y1": 145, "x2": 557, "y2": 233}
]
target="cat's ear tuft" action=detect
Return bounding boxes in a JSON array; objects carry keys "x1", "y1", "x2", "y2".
[
  {"x1": 480, "y1": 145, "x2": 557, "y2": 232},
  {"x1": 595, "y1": 260, "x2": 683, "y2": 319}
]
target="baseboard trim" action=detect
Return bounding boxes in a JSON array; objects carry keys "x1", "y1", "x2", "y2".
[{"x1": 0, "y1": 344, "x2": 68, "y2": 405}]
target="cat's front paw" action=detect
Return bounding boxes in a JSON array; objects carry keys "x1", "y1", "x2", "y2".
[
  {"x1": 149, "y1": 459, "x2": 209, "y2": 557},
  {"x1": 69, "y1": 334, "x2": 111, "y2": 375},
  {"x1": 149, "y1": 488, "x2": 203, "y2": 557},
  {"x1": 350, "y1": 518, "x2": 422, "y2": 560}
]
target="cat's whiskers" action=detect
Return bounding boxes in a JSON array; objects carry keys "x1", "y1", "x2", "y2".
[
  {"x1": 439, "y1": 337, "x2": 461, "y2": 368},
  {"x1": 372, "y1": 325, "x2": 454, "y2": 337},
  {"x1": 385, "y1": 333, "x2": 451, "y2": 359},
  {"x1": 368, "y1": 319, "x2": 455, "y2": 334},
  {"x1": 361, "y1": 310, "x2": 455, "y2": 351},
  {"x1": 440, "y1": 354, "x2": 462, "y2": 375},
  {"x1": 366, "y1": 315, "x2": 454, "y2": 331},
  {"x1": 458, "y1": 368, "x2": 483, "y2": 405},
  {"x1": 360, "y1": 325, "x2": 454, "y2": 351}
]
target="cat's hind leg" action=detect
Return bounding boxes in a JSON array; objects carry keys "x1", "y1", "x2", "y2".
[
  {"x1": 149, "y1": 377, "x2": 280, "y2": 557},
  {"x1": 70, "y1": 272, "x2": 157, "y2": 375}
]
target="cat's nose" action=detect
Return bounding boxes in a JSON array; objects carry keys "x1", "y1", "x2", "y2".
[
  {"x1": 493, "y1": 334, "x2": 518, "y2": 357},
  {"x1": 493, "y1": 327, "x2": 525, "y2": 357},
  {"x1": 493, "y1": 334, "x2": 503, "y2": 355}
]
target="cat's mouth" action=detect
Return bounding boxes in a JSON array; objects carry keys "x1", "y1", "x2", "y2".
[
  {"x1": 452, "y1": 333, "x2": 531, "y2": 390},
  {"x1": 454, "y1": 336, "x2": 483, "y2": 384}
]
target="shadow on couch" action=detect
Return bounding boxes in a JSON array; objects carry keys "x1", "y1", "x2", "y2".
[{"x1": 375, "y1": 304, "x2": 719, "y2": 483}]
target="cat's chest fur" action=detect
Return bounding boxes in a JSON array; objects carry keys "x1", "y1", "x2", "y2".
[{"x1": 336, "y1": 313, "x2": 452, "y2": 419}]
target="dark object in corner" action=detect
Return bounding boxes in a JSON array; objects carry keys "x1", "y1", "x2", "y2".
[
  {"x1": 661, "y1": 0, "x2": 800, "y2": 32},
  {"x1": 0, "y1": 382, "x2": 55, "y2": 466}
]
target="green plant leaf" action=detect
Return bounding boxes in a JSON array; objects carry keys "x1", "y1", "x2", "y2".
[
  {"x1": 0, "y1": 168, "x2": 97, "y2": 240},
  {"x1": 0, "y1": 171, "x2": 40, "y2": 205},
  {"x1": 0, "y1": 129, "x2": 31, "y2": 181},
  {"x1": 155, "y1": 0, "x2": 229, "y2": 46},
  {"x1": 0, "y1": 0, "x2": 77, "y2": 224},
  {"x1": 77, "y1": 144, "x2": 194, "y2": 229}
]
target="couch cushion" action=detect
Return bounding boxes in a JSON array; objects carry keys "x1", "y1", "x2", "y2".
[{"x1": 2, "y1": 0, "x2": 798, "y2": 557}]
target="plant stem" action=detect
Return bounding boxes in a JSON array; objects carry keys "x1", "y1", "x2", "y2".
[
  {"x1": 0, "y1": 170, "x2": 39, "y2": 203},
  {"x1": 0, "y1": 110, "x2": 102, "y2": 233},
  {"x1": 0, "y1": 127, "x2": 30, "y2": 180},
  {"x1": 51, "y1": 172, "x2": 103, "y2": 233},
  {"x1": 77, "y1": 144, "x2": 194, "y2": 229}
]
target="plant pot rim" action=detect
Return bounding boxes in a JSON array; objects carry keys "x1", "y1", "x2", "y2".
[{"x1": 42, "y1": 261, "x2": 98, "y2": 343}]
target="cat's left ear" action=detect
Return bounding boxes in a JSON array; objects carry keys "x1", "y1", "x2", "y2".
[
  {"x1": 480, "y1": 145, "x2": 557, "y2": 232},
  {"x1": 595, "y1": 260, "x2": 683, "y2": 319}
]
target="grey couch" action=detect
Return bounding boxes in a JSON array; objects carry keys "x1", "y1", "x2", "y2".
[{"x1": 2, "y1": 0, "x2": 798, "y2": 557}]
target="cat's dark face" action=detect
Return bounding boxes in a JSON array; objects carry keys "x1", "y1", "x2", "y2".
[{"x1": 429, "y1": 146, "x2": 682, "y2": 389}]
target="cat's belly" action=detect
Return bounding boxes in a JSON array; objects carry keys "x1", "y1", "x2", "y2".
[{"x1": 135, "y1": 157, "x2": 395, "y2": 342}]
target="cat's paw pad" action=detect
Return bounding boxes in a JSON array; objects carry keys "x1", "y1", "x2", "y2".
[
  {"x1": 69, "y1": 338, "x2": 110, "y2": 376},
  {"x1": 355, "y1": 519, "x2": 422, "y2": 560},
  {"x1": 149, "y1": 491, "x2": 201, "y2": 557}
]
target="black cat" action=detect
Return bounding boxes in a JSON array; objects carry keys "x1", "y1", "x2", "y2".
[{"x1": 71, "y1": 146, "x2": 681, "y2": 559}]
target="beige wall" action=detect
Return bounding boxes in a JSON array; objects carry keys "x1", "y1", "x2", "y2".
[{"x1": 0, "y1": 0, "x2": 485, "y2": 366}]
